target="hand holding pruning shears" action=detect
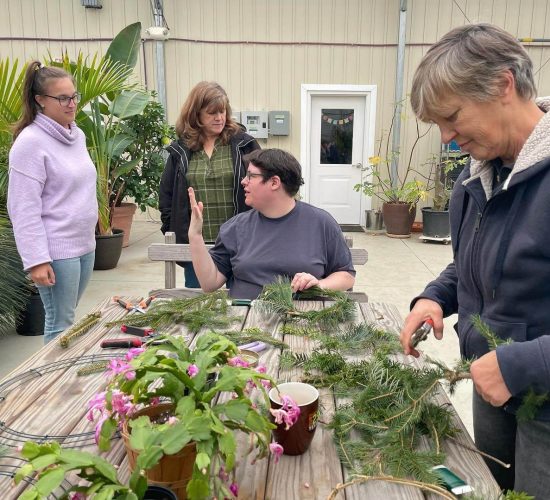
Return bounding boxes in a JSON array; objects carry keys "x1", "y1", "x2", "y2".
[
  {"x1": 112, "y1": 296, "x2": 155, "y2": 314},
  {"x1": 400, "y1": 298, "x2": 444, "y2": 357}
]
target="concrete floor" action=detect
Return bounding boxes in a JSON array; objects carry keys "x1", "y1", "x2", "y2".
[{"x1": 0, "y1": 216, "x2": 472, "y2": 435}]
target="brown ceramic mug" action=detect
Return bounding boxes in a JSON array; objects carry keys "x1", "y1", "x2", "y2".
[{"x1": 269, "y1": 382, "x2": 319, "y2": 456}]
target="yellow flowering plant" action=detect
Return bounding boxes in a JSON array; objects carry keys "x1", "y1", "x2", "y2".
[{"x1": 354, "y1": 112, "x2": 430, "y2": 205}]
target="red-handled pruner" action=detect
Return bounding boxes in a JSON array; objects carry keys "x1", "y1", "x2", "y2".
[
  {"x1": 410, "y1": 318, "x2": 434, "y2": 348},
  {"x1": 101, "y1": 338, "x2": 144, "y2": 349},
  {"x1": 120, "y1": 325, "x2": 156, "y2": 337}
]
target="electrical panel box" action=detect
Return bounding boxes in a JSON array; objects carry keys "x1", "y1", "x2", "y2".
[
  {"x1": 241, "y1": 111, "x2": 269, "y2": 139},
  {"x1": 268, "y1": 111, "x2": 290, "y2": 136},
  {"x1": 231, "y1": 111, "x2": 241, "y2": 124}
]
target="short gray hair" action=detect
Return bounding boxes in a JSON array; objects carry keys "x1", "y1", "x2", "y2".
[{"x1": 411, "y1": 23, "x2": 537, "y2": 121}]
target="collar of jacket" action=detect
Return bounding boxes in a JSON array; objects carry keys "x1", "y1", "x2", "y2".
[{"x1": 463, "y1": 96, "x2": 550, "y2": 199}]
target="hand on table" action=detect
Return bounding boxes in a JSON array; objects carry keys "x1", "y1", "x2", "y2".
[
  {"x1": 188, "y1": 187, "x2": 204, "y2": 237},
  {"x1": 400, "y1": 298, "x2": 444, "y2": 358},
  {"x1": 291, "y1": 272, "x2": 320, "y2": 293},
  {"x1": 470, "y1": 351, "x2": 512, "y2": 406},
  {"x1": 29, "y1": 263, "x2": 55, "y2": 287}
]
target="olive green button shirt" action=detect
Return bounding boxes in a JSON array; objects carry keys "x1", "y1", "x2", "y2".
[{"x1": 187, "y1": 142, "x2": 234, "y2": 242}]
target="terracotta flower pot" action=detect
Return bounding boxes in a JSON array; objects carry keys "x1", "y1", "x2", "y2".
[
  {"x1": 111, "y1": 202, "x2": 137, "y2": 247},
  {"x1": 382, "y1": 202, "x2": 416, "y2": 238},
  {"x1": 122, "y1": 403, "x2": 196, "y2": 500}
]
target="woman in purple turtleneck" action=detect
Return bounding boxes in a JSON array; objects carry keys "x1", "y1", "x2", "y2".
[{"x1": 7, "y1": 61, "x2": 97, "y2": 343}]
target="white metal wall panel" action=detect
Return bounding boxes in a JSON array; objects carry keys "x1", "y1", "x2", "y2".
[{"x1": 0, "y1": 0, "x2": 549, "y2": 211}]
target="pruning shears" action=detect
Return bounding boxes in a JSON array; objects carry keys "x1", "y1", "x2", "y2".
[
  {"x1": 410, "y1": 318, "x2": 434, "y2": 349},
  {"x1": 112, "y1": 295, "x2": 155, "y2": 314}
]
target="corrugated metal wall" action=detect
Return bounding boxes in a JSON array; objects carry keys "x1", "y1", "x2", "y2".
[{"x1": 1, "y1": 0, "x2": 549, "y2": 209}]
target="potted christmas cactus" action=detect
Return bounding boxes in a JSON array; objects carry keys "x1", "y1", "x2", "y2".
[{"x1": 88, "y1": 332, "x2": 292, "y2": 500}]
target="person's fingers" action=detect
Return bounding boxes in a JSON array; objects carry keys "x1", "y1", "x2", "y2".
[
  {"x1": 188, "y1": 187, "x2": 197, "y2": 209},
  {"x1": 291, "y1": 273, "x2": 318, "y2": 292},
  {"x1": 48, "y1": 267, "x2": 56, "y2": 286}
]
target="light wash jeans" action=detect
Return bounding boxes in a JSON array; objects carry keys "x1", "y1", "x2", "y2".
[{"x1": 37, "y1": 251, "x2": 95, "y2": 344}]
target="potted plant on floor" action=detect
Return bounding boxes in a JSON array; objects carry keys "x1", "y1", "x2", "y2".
[
  {"x1": 354, "y1": 110, "x2": 430, "y2": 238},
  {"x1": 88, "y1": 332, "x2": 282, "y2": 500},
  {"x1": 420, "y1": 152, "x2": 468, "y2": 242},
  {"x1": 110, "y1": 93, "x2": 176, "y2": 247},
  {"x1": 0, "y1": 132, "x2": 37, "y2": 334}
]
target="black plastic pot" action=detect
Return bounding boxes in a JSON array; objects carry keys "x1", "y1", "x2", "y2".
[
  {"x1": 421, "y1": 207, "x2": 450, "y2": 238},
  {"x1": 94, "y1": 228, "x2": 124, "y2": 270},
  {"x1": 143, "y1": 485, "x2": 178, "y2": 500},
  {"x1": 16, "y1": 292, "x2": 45, "y2": 336}
]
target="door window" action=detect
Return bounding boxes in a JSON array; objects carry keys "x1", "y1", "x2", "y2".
[{"x1": 320, "y1": 109, "x2": 354, "y2": 164}]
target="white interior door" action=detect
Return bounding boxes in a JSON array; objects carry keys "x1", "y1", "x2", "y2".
[{"x1": 309, "y1": 95, "x2": 366, "y2": 224}]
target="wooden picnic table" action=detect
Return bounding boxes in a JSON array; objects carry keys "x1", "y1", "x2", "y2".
[{"x1": 0, "y1": 292, "x2": 500, "y2": 499}]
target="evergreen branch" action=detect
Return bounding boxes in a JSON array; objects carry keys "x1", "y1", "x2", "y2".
[
  {"x1": 471, "y1": 315, "x2": 512, "y2": 349},
  {"x1": 106, "y1": 291, "x2": 235, "y2": 332},
  {"x1": 327, "y1": 474, "x2": 456, "y2": 500},
  {"x1": 516, "y1": 389, "x2": 549, "y2": 422},
  {"x1": 257, "y1": 278, "x2": 356, "y2": 328},
  {"x1": 220, "y1": 327, "x2": 288, "y2": 349},
  {"x1": 58, "y1": 312, "x2": 101, "y2": 348}
]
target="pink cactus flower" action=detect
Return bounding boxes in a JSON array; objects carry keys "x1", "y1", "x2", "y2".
[
  {"x1": 229, "y1": 482, "x2": 239, "y2": 496},
  {"x1": 187, "y1": 364, "x2": 199, "y2": 378},
  {"x1": 269, "y1": 442, "x2": 284, "y2": 463},
  {"x1": 228, "y1": 356, "x2": 249, "y2": 368},
  {"x1": 126, "y1": 347, "x2": 145, "y2": 361}
]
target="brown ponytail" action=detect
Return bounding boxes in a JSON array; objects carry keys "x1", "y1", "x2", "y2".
[{"x1": 12, "y1": 61, "x2": 73, "y2": 140}]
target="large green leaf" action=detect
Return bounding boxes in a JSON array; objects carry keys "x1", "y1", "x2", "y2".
[
  {"x1": 106, "y1": 22, "x2": 142, "y2": 69},
  {"x1": 110, "y1": 90, "x2": 149, "y2": 120},
  {"x1": 0, "y1": 58, "x2": 24, "y2": 138}
]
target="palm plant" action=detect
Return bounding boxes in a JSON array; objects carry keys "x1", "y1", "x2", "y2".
[{"x1": 56, "y1": 22, "x2": 148, "y2": 235}]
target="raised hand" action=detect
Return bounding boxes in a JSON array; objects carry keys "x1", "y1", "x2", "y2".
[{"x1": 188, "y1": 187, "x2": 204, "y2": 238}]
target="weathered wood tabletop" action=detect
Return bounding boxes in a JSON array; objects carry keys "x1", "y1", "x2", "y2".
[{"x1": 0, "y1": 292, "x2": 500, "y2": 499}]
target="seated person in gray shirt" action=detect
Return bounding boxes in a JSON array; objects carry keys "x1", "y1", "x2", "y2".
[{"x1": 188, "y1": 148, "x2": 356, "y2": 299}]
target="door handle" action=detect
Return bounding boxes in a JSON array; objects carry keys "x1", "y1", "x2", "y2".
[{"x1": 352, "y1": 162, "x2": 363, "y2": 169}]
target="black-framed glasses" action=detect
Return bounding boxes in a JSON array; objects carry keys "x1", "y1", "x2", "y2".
[
  {"x1": 42, "y1": 93, "x2": 81, "y2": 107},
  {"x1": 244, "y1": 172, "x2": 265, "y2": 181}
]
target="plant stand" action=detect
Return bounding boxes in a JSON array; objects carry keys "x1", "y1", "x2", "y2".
[{"x1": 419, "y1": 235, "x2": 451, "y2": 244}]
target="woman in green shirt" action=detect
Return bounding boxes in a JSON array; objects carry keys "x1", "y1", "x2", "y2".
[{"x1": 160, "y1": 81, "x2": 260, "y2": 287}]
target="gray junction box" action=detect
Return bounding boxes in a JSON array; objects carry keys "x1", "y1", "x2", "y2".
[
  {"x1": 268, "y1": 111, "x2": 290, "y2": 136},
  {"x1": 241, "y1": 111, "x2": 269, "y2": 139}
]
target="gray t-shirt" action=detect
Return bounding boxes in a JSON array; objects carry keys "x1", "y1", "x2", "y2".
[{"x1": 209, "y1": 201, "x2": 355, "y2": 299}]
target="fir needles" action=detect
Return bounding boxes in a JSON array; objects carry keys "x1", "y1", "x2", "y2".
[
  {"x1": 106, "y1": 290, "x2": 240, "y2": 333},
  {"x1": 257, "y1": 278, "x2": 355, "y2": 328}
]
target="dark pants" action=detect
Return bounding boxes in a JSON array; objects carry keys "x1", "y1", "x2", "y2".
[
  {"x1": 473, "y1": 389, "x2": 550, "y2": 498},
  {"x1": 183, "y1": 262, "x2": 200, "y2": 288}
]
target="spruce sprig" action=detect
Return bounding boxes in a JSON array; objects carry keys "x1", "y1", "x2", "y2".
[
  {"x1": 106, "y1": 290, "x2": 238, "y2": 333},
  {"x1": 58, "y1": 312, "x2": 101, "y2": 348},
  {"x1": 219, "y1": 327, "x2": 288, "y2": 349},
  {"x1": 256, "y1": 278, "x2": 355, "y2": 328},
  {"x1": 471, "y1": 314, "x2": 513, "y2": 349}
]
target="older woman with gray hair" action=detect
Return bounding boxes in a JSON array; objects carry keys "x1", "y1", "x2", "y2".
[{"x1": 399, "y1": 24, "x2": 550, "y2": 495}]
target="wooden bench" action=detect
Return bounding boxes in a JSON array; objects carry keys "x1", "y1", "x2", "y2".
[{"x1": 148, "y1": 231, "x2": 368, "y2": 289}]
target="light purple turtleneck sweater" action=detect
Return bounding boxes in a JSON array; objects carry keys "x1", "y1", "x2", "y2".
[{"x1": 8, "y1": 113, "x2": 98, "y2": 271}]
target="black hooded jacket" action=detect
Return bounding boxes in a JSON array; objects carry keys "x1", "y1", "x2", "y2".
[{"x1": 159, "y1": 131, "x2": 260, "y2": 246}]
